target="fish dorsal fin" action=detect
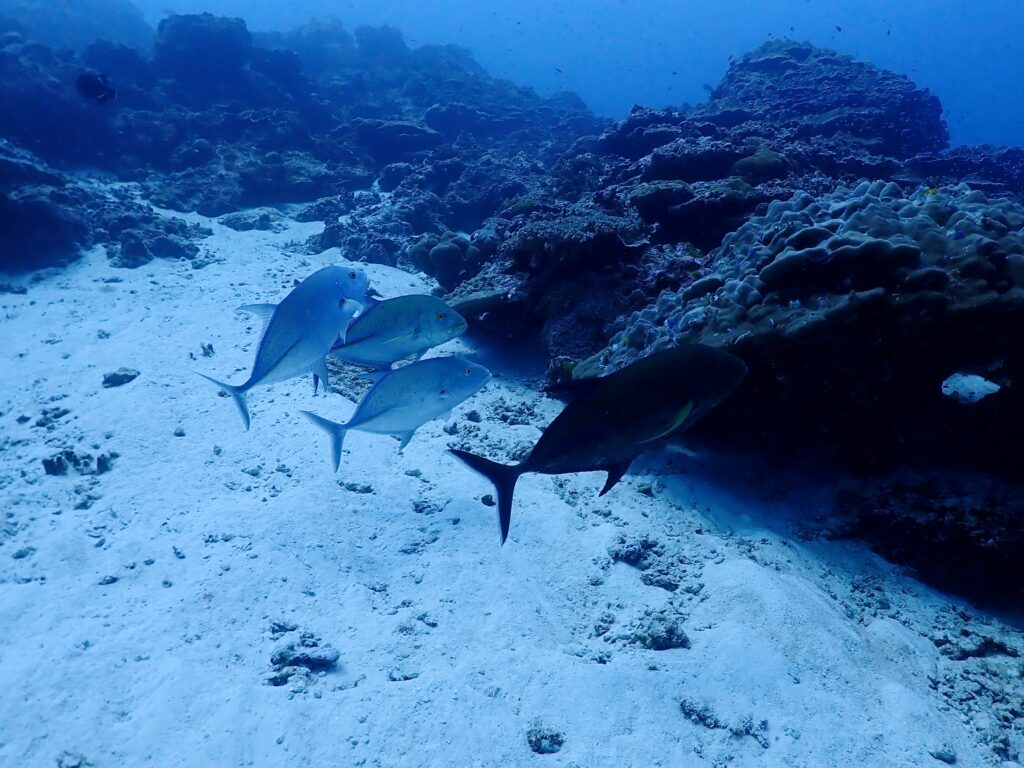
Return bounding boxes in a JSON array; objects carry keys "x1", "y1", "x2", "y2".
[
  {"x1": 331, "y1": 304, "x2": 382, "y2": 349},
  {"x1": 599, "y1": 460, "x2": 632, "y2": 496},
  {"x1": 237, "y1": 303, "x2": 277, "y2": 334}
]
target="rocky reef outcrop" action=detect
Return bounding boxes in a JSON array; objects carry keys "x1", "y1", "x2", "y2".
[
  {"x1": 0, "y1": 12, "x2": 602, "y2": 271},
  {"x1": 424, "y1": 40, "x2": 1001, "y2": 367},
  {"x1": 0, "y1": 0, "x2": 153, "y2": 53},
  {"x1": 570, "y1": 178, "x2": 1024, "y2": 603},
  {"x1": 689, "y1": 40, "x2": 949, "y2": 157},
  {"x1": 0, "y1": 11, "x2": 602, "y2": 220},
  {"x1": 832, "y1": 471, "x2": 1024, "y2": 608},
  {"x1": 578, "y1": 181, "x2": 1024, "y2": 471},
  {"x1": 0, "y1": 140, "x2": 209, "y2": 272},
  {"x1": 3, "y1": 15, "x2": 1023, "y2": 607}
]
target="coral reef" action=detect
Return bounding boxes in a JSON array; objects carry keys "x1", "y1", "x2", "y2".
[
  {"x1": 414, "y1": 40, "x2": 1010, "y2": 364},
  {"x1": 2, "y1": 12, "x2": 1023, "y2": 610},
  {"x1": 832, "y1": 471, "x2": 1024, "y2": 607},
  {"x1": 0, "y1": 0, "x2": 153, "y2": 53},
  {"x1": 0, "y1": 141, "x2": 209, "y2": 272},
  {"x1": 579, "y1": 181, "x2": 1024, "y2": 470},
  {"x1": 0, "y1": 12, "x2": 601, "y2": 222},
  {"x1": 576, "y1": 180, "x2": 1024, "y2": 596},
  {"x1": 689, "y1": 40, "x2": 949, "y2": 157}
]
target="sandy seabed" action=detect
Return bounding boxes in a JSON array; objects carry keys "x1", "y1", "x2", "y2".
[{"x1": 0, "y1": 205, "x2": 1018, "y2": 768}]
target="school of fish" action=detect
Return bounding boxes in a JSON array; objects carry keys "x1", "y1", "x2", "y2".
[{"x1": 199, "y1": 264, "x2": 746, "y2": 545}]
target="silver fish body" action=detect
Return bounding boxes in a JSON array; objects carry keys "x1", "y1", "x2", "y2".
[
  {"x1": 330, "y1": 295, "x2": 467, "y2": 369},
  {"x1": 200, "y1": 266, "x2": 364, "y2": 429},
  {"x1": 304, "y1": 356, "x2": 491, "y2": 470}
]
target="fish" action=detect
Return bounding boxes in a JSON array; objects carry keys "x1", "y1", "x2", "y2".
[
  {"x1": 237, "y1": 266, "x2": 370, "y2": 326},
  {"x1": 200, "y1": 266, "x2": 364, "y2": 430},
  {"x1": 449, "y1": 344, "x2": 747, "y2": 544},
  {"x1": 329, "y1": 295, "x2": 467, "y2": 370},
  {"x1": 75, "y1": 71, "x2": 117, "y2": 104},
  {"x1": 304, "y1": 356, "x2": 491, "y2": 470},
  {"x1": 237, "y1": 266, "x2": 371, "y2": 392}
]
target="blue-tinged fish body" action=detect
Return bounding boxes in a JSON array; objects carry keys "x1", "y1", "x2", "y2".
[
  {"x1": 330, "y1": 294, "x2": 467, "y2": 369},
  {"x1": 200, "y1": 266, "x2": 365, "y2": 429},
  {"x1": 304, "y1": 356, "x2": 490, "y2": 470}
]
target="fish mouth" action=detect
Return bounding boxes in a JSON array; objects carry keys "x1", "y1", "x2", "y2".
[{"x1": 449, "y1": 318, "x2": 469, "y2": 335}]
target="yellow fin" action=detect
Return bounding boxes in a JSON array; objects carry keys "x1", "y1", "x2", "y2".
[{"x1": 641, "y1": 401, "x2": 694, "y2": 444}]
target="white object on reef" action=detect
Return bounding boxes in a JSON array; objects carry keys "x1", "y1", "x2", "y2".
[
  {"x1": 198, "y1": 266, "x2": 365, "y2": 430},
  {"x1": 940, "y1": 373, "x2": 1001, "y2": 404},
  {"x1": 303, "y1": 356, "x2": 491, "y2": 471}
]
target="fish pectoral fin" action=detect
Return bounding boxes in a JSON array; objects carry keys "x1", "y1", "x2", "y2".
[
  {"x1": 664, "y1": 441, "x2": 700, "y2": 459},
  {"x1": 640, "y1": 401, "x2": 695, "y2": 445},
  {"x1": 312, "y1": 357, "x2": 333, "y2": 395},
  {"x1": 599, "y1": 460, "x2": 632, "y2": 497},
  {"x1": 361, "y1": 370, "x2": 390, "y2": 385},
  {"x1": 395, "y1": 430, "x2": 417, "y2": 452}
]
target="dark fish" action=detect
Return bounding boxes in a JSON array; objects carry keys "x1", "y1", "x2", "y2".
[
  {"x1": 835, "y1": 25, "x2": 843, "y2": 32},
  {"x1": 75, "y1": 71, "x2": 117, "y2": 104},
  {"x1": 450, "y1": 344, "x2": 747, "y2": 544},
  {"x1": 702, "y1": 83, "x2": 714, "y2": 93}
]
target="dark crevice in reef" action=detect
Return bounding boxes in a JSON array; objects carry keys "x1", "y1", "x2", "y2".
[{"x1": 3, "y1": 6, "x2": 1024, "y2": 608}]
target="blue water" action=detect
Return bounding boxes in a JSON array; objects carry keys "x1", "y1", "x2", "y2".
[
  {"x1": 5, "y1": 1, "x2": 1024, "y2": 764},
  {"x1": 135, "y1": 0, "x2": 1024, "y2": 147}
]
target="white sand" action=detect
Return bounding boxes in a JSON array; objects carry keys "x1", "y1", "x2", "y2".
[{"x1": 0, "y1": 208, "x2": 1018, "y2": 767}]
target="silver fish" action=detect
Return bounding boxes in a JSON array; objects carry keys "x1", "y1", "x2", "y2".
[
  {"x1": 304, "y1": 356, "x2": 491, "y2": 470},
  {"x1": 330, "y1": 294, "x2": 468, "y2": 370},
  {"x1": 200, "y1": 266, "x2": 363, "y2": 430},
  {"x1": 236, "y1": 265, "x2": 370, "y2": 327}
]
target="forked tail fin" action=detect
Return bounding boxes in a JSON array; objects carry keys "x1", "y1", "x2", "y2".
[
  {"x1": 197, "y1": 373, "x2": 250, "y2": 431},
  {"x1": 302, "y1": 411, "x2": 349, "y2": 472},
  {"x1": 448, "y1": 449, "x2": 522, "y2": 545}
]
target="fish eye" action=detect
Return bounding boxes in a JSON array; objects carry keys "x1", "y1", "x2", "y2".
[
  {"x1": 348, "y1": 271, "x2": 357, "y2": 279},
  {"x1": 464, "y1": 367, "x2": 472, "y2": 376},
  {"x1": 338, "y1": 298, "x2": 347, "y2": 308}
]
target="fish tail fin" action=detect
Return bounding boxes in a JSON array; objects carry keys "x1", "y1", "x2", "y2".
[
  {"x1": 302, "y1": 411, "x2": 348, "y2": 472},
  {"x1": 448, "y1": 449, "x2": 521, "y2": 545},
  {"x1": 197, "y1": 373, "x2": 250, "y2": 431}
]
